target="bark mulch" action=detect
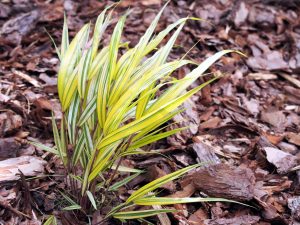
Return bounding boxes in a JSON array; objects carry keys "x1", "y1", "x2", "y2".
[{"x1": 0, "y1": 0, "x2": 300, "y2": 224}]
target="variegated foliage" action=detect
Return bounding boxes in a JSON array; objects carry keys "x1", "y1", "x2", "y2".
[{"x1": 38, "y1": 4, "x2": 243, "y2": 222}]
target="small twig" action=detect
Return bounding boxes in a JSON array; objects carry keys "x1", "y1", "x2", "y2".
[
  {"x1": 18, "y1": 170, "x2": 33, "y2": 216},
  {"x1": 279, "y1": 73, "x2": 300, "y2": 88},
  {"x1": 0, "y1": 196, "x2": 31, "y2": 219},
  {"x1": 12, "y1": 69, "x2": 41, "y2": 88},
  {"x1": 106, "y1": 157, "x2": 123, "y2": 191},
  {"x1": 95, "y1": 217, "x2": 109, "y2": 225}
]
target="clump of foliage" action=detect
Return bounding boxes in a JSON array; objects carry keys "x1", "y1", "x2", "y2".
[{"x1": 38, "y1": 3, "x2": 241, "y2": 224}]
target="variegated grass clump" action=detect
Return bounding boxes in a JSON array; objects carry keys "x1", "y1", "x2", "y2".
[{"x1": 39, "y1": 3, "x2": 242, "y2": 224}]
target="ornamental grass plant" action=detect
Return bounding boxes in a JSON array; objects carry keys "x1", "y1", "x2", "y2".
[{"x1": 38, "y1": 3, "x2": 243, "y2": 224}]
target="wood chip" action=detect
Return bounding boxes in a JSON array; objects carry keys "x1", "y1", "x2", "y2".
[
  {"x1": 12, "y1": 69, "x2": 41, "y2": 88},
  {"x1": 188, "y1": 208, "x2": 208, "y2": 225},
  {"x1": 191, "y1": 164, "x2": 255, "y2": 201},
  {"x1": 261, "y1": 110, "x2": 286, "y2": 131},
  {"x1": 280, "y1": 73, "x2": 300, "y2": 89},
  {"x1": 286, "y1": 132, "x2": 300, "y2": 146},
  {"x1": 153, "y1": 205, "x2": 171, "y2": 225},
  {"x1": 199, "y1": 117, "x2": 222, "y2": 130},
  {"x1": 0, "y1": 112, "x2": 22, "y2": 137},
  {"x1": 248, "y1": 72, "x2": 278, "y2": 80},
  {"x1": 0, "y1": 138, "x2": 20, "y2": 160},
  {"x1": 264, "y1": 146, "x2": 298, "y2": 174},
  {"x1": 141, "y1": 0, "x2": 161, "y2": 6},
  {"x1": 288, "y1": 197, "x2": 300, "y2": 221},
  {"x1": 192, "y1": 142, "x2": 220, "y2": 164},
  {"x1": 0, "y1": 156, "x2": 46, "y2": 182},
  {"x1": 204, "y1": 215, "x2": 260, "y2": 225}
]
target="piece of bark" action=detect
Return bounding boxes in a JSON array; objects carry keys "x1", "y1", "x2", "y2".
[
  {"x1": 0, "y1": 156, "x2": 46, "y2": 182},
  {"x1": 259, "y1": 200, "x2": 282, "y2": 221},
  {"x1": 0, "y1": 3, "x2": 11, "y2": 19},
  {"x1": 288, "y1": 197, "x2": 300, "y2": 221},
  {"x1": 0, "y1": 137, "x2": 20, "y2": 160},
  {"x1": 165, "y1": 183, "x2": 197, "y2": 221},
  {"x1": 277, "y1": 142, "x2": 298, "y2": 155},
  {"x1": 192, "y1": 142, "x2": 220, "y2": 165},
  {"x1": 280, "y1": 74, "x2": 300, "y2": 89},
  {"x1": 39, "y1": 73, "x2": 57, "y2": 86},
  {"x1": 247, "y1": 50, "x2": 289, "y2": 71},
  {"x1": 13, "y1": 69, "x2": 41, "y2": 88},
  {"x1": 0, "y1": 10, "x2": 40, "y2": 45},
  {"x1": 248, "y1": 72, "x2": 278, "y2": 80},
  {"x1": 141, "y1": 0, "x2": 161, "y2": 6},
  {"x1": 284, "y1": 85, "x2": 300, "y2": 98},
  {"x1": 254, "y1": 182, "x2": 283, "y2": 221},
  {"x1": 258, "y1": 136, "x2": 298, "y2": 173},
  {"x1": 144, "y1": 165, "x2": 176, "y2": 191},
  {"x1": 153, "y1": 205, "x2": 171, "y2": 225},
  {"x1": 260, "y1": 109, "x2": 286, "y2": 132},
  {"x1": 286, "y1": 132, "x2": 300, "y2": 146},
  {"x1": 168, "y1": 183, "x2": 196, "y2": 199},
  {"x1": 199, "y1": 117, "x2": 222, "y2": 130},
  {"x1": 203, "y1": 215, "x2": 260, "y2": 225},
  {"x1": 168, "y1": 99, "x2": 200, "y2": 146},
  {"x1": 188, "y1": 208, "x2": 208, "y2": 225},
  {"x1": 0, "y1": 112, "x2": 22, "y2": 137},
  {"x1": 232, "y1": 1, "x2": 249, "y2": 27},
  {"x1": 0, "y1": 196, "x2": 31, "y2": 219},
  {"x1": 0, "y1": 93, "x2": 10, "y2": 103},
  {"x1": 264, "y1": 146, "x2": 298, "y2": 174},
  {"x1": 191, "y1": 164, "x2": 255, "y2": 201},
  {"x1": 262, "y1": 132, "x2": 284, "y2": 145},
  {"x1": 241, "y1": 96, "x2": 260, "y2": 117}
]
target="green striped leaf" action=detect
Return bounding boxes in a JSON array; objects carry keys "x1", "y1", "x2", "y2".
[
  {"x1": 111, "y1": 165, "x2": 143, "y2": 173},
  {"x1": 30, "y1": 141, "x2": 59, "y2": 155},
  {"x1": 61, "y1": 13, "x2": 69, "y2": 59},
  {"x1": 147, "y1": 50, "x2": 242, "y2": 114},
  {"x1": 129, "y1": 127, "x2": 187, "y2": 150},
  {"x1": 83, "y1": 123, "x2": 93, "y2": 155},
  {"x1": 86, "y1": 191, "x2": 97, "y2": 210},
  {"x1": 126, "y1": 163, "x2": 202, "y2": 203},
  {"x1": 113, "y1": 209, "x2": 176, "y2": 220},
  {"x1": 134, "y1": 197, "x2": 240, "y2": 206},
  {"x1": 63, "y1": 204, "x2": 82, "y2": 211},
  {"x1": 77, "y1": 96, "x2": 97, "y2": 126},
  {"x1": 43, "y1": 215, "x2": 57, "y2": 225},
  {"x1": 109, "y1": 172, "x2": 142, "y2": 191},
  {"x1": 78, "y1": 48, "x2": 92, "y2": 98},
  {"x1": 72, "y1": 131, "x2": 85, "y2": 165},
  {"x1": 52, "y1": 116, "x2": 67, "y2": 165},
  {"x1": 57, "y1": 23, "x2": 89, "y2": 105},
  {"x1": 134, "y1": 196, "x2": 253, "y2": 209},
  {"x1": 67, "y1": 93, "x2": 80, "y2": 145}
]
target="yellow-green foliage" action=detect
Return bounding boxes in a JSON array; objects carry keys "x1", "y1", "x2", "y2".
[{"x1": 36, "y1": 3, "x2": 243, "y2": 222}]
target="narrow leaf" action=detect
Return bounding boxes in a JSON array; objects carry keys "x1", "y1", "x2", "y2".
[
  {"x1": 126, "y1": 163, "x2": 202, "y2": 203},
  {"x1": 113, "y1": 209, "x2": 176, "y2": 220},
  {"x1": 109, "y1": 172, "x2": 142, "y2": 191},
  {"x1": 29, "y1": 141, "x2": 59, "y2": 155},
  {"x1": 134, "y1": 197, "x2": 240, "y2": 206},
  {"x1": 63, "y1": 205, "x2": 82, "y2": 211},
  {"x1": 86, "y1": 191, "x2": 97, "y2": 210},
  {"x1": 43, "y1": 215, "x2": 57, "y2": 225}
]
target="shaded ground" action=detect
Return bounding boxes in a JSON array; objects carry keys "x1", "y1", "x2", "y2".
[{"x1": 1, "y1": 0, "x2": 300, "y2": 224}]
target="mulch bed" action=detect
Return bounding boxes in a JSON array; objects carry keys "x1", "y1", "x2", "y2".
[{"x1": 0, "y1": 0, "x2": 300, "y2": 224}]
